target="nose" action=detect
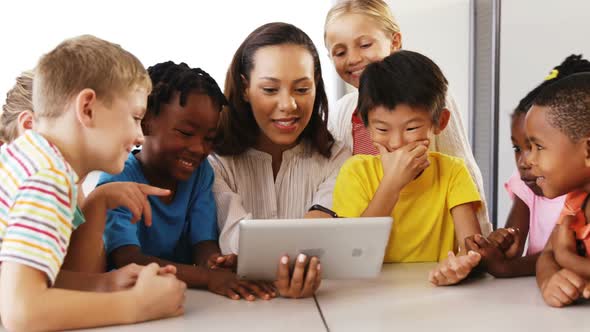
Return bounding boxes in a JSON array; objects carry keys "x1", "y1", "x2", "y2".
[
  {"x1": 278, "y1": 90, "x2": 297, "y2": 113},
  {"x1": 525, "y1": 147, "x2": 537, "y2": 166},
  {"x1": 517, "y1": 151, "x2": 531, "y2": 170},
  {"x1": 134, "y1": 124, "x2": 145, "y2": 146},
  {"x1": 388, "y1": 132, "x2": 404, "y2": 150},
  {"x1": 347, "y1": 48, "x2": 362, "y2": 66}
]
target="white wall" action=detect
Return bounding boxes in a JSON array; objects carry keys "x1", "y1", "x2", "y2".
[
  {"x1": 387, "y1": 0, "x2": 471, "y2": 128},
  {"x1": 497, "y1": 0, "x2": 590, "y2": 227},
  {"x1": 0, "y1": 0, "x2": 338, "y2": 107}
]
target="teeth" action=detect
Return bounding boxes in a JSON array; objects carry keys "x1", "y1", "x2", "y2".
[
  {"x1": 179, "y1": 159, "x2": 193, "y2": 167},
  {"x1": 276, "y1": 120, "x2": 296, "y2": 126}
]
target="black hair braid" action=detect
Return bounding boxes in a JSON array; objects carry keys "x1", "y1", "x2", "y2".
[
  {"x1": 514, "y1": 54, "x2": 590, "y2": 116},
  {"x1": 147, "y1": 61, "x2": 227, "y2": 116}
]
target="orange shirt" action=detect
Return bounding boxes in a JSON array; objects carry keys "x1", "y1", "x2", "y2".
[{"x1": 558, "y1": 191, "x2": 590, "y2": 256}]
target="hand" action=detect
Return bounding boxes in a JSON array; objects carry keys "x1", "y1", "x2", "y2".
[
  {"x1": 86, "y1": 182, "x2": 171, "y2": 226},
  {"x1": 488, "y1": 228, "x2": 520, "y2": 258},
  {"x1": 465, "y1": 234, "x2": 507, "y2": 276},
  {"x1": 102, "y1": 263, "x2": 177, "y2": 292},
  {"x1": 207, "y1": 253, "x2": 238, "y2": 271},
  {"x1": 274, "y1": 254, "x2": 321, "y2": 298},
  {"x1": 131, "y1": 263, "x2": 186, "y2": 322},
  {"x1": 540, "y1": 268, "x2": 588, "y2": 307},
  {"x1": 553, "y1": 217, "x2": 580, "y2": 268},
  {"x1": 429, "y1": 251, "x2": 481, "y2": 286},
  {"x1": 207, "y1": 269, "x2": 276, "y2": 301},
  {"x1": 374, "y1": 140, "x2": 430, "y2": 190}
]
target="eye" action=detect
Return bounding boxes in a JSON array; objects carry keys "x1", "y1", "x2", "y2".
[
  {"x1": 407, "y1": 126, "x2": 421, "y2": 131},
  {"x1": 375, "y1": 128, "x2": 388, "y2": 133},
  {"x1": 262, "y1": 87, "x2": 278, "y2": 94},
  {"x1": 360, "y1": 43, "x2": 373, "y2": 49},
  {"x1": 512, "y1": 145, "x2": 521, "y2": 153},
  {"x1": 175, "y1": 129, "x2": 192, "y2": 137},
  {"x1": 535, "y1": 143, "x2": 544, "y2": 151},
  {"x1": 333, "y1": 50, "x2": 345, "y2": 57},
  {"x1": 295, "y1": 87, "x2": 311, "y2": 94}
]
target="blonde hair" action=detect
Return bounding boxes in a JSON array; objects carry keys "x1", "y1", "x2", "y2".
[
  {"x1": 33, "y1": 34, "x2": 151, "y2": 118},
  {"x1": 324, "y1": 0, "x2": 401, "y2": 42},
  {"x1": 1, "y1": 70, "x2": 34, "y2": 143}
]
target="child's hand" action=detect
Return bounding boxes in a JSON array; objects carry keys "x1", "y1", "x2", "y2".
[
  {"x1": 374, "y1": 140, "x2": 430, "y2": 190},
  {"x1": 540, "y1": 268, "x2": 588, "y2": 307},
  {"x1": 102, "y1": 263, "x2": 177, "y2": 292},
  {"x1": 429, "y1": 251, "x2": 481, "y2": 286},
  {"x1": 86, "y1": 182, "x2": 171, "y2": 226},
  {"x1": 465, "y1": 234, "x2": 507, "y2": 276},
  {"x1": 207, "y1": 253, "x2": 238, "y2": 271},
  {"x1": 131, "y1": 263, "x2": 186, "y2": 322},
  {"x1": 274, "y1": 254, "x2": 321, "y2": 298},
  {"x1": 207, "y1": 269, "x2": 276, "y2": 301},
  {"x1": 487, "y1": 228, "x2": 520, "y2": 258}
]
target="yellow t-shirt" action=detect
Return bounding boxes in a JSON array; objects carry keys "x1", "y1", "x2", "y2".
[{"x1": 333, "y1": 152, "x2": 480, "y2": 263}]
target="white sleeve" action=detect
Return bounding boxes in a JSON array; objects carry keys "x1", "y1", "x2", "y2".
[
  {"x1": 208, "y1": 155, "x2": 251, "y2": 254},
  {"x1": 312, "y1": 143, "x2": 352, "y2": 209}
]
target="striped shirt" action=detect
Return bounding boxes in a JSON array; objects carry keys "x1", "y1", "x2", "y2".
[
  {"x1": 209, "y1": 141, "x2": 351, "y2": 254},
  {"x1": 0, "y1": 130, "x2": 79, "y2": 285}
]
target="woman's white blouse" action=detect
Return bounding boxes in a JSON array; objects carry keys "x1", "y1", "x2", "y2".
[{"x1": 209, "y1": 142, "x2": 351, "y2": 254}]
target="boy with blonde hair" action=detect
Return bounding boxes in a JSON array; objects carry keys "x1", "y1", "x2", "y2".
[{"x1": 0, "y1": 35, "x2": 186, "y2": 331}]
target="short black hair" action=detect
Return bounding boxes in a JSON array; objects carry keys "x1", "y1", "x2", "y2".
[
  {"x1": 357, "y1": 50, "x2": 448, "y2": 126},
  {"x1": 147, "y1": 61, "x2": 227, "y2": 116},
  {"x1": 533, "y1": 72, "x2": 590, "y2": 141},
  {"x1": 514, "y1": 54, "x2": 590, "y2": 117}
]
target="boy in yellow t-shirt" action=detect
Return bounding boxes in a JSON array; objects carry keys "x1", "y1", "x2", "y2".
[{"x1": 333, "y1": 50, "x2": 483, "y2": 286}]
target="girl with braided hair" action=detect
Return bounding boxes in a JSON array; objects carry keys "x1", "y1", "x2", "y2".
[{"x1": 98, "y1": 61, "x2": 275, "y2": 301}]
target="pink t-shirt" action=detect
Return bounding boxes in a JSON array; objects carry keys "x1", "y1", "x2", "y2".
[{"x1": 504, "y1": 170, "x2": 566, "y2": 255}]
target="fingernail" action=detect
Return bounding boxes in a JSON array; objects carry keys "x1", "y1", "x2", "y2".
[
  {"x1": 298, "y1": 254, "x2": 306, "y2": 263},
  {"x1": 317, "y1": 264, "x2": 321, "y2": 271},
  {"x1": 508, "y1": 228, "x2": 515, "y2": 233},
  {"x1": 281, "y1": 256, "x2": 288, "y2": 264}
]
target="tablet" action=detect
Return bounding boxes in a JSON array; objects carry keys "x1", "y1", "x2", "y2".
[{"x1": 237, "y1": 217, "x2": 393, "y2": 280}]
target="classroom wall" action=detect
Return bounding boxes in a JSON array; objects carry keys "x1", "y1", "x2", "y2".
[{"x1": 496, "y1": 0, "x2": 590, "y2": 227}]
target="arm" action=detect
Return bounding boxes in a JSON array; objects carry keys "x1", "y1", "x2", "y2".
[
  {"x1": 552, "y1": 218, "x2": 590, "y2": 279},
  {"x1": 502, "y1": 196, "x2": 531, "y2": 258},
  {"x1": 0, "y1": 262, "x2": 185, "y2": 332},
  {"x1": 63, "y1": 182, "x2": 170, "y2": 273},
  {"x1": 450, "y1": 202, "x2": 482, "y2": 254}
]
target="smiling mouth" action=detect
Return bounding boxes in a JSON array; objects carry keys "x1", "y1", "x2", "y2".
[
  {"x1": 272, "y1": 118, "x2": 300, "y2": 128},
  {"x1": 177, "y1": 158, "x2": 198, "y2": 170},
  {"x1": 348, "y1": 68, "x2": 364, "y2": 77}
]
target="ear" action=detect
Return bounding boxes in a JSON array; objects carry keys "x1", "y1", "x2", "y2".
[
  {"x1": 240, "y1": 74, "x2": 250, "y2": 102},
  {"x1": 584, "y1": 138, "x2": 590, "y2": 167},
  {"x1": 74, "y1": 89, "x2": 97, "y2": 128},
  {"x1": 391, "y1": 32, "x2": 402, "y2": 52},
  {"x1": 17, "y1": 110, "x2": 34, "y2": 132},
  {"x1": 434, "y1": 109, "x2": 451, "y2": 134}
]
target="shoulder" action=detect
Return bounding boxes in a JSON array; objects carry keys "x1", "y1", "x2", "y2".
[
  {"x1": 97, "y1": 153, "x2": 143, "y2": 185},
  {"x1": 340, "y1": 154, "x2": 379, "y2": 174},
  {"x1": 428, "y1": 151, "x2": 465, "y2": 169},
  {"x1": 332, "y1": 91, "x2": 358, "y2": 121}
]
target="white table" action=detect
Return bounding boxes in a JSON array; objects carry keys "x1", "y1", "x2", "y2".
[
  {"x1": 75, "y1": 289, "x2": 326, "y2": 332},
  {"x1": 315, "y1": 263, "x2": 590, "y2": 332}
]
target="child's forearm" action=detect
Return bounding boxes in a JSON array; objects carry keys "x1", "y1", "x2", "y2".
[
  {"x1": 1, "y1": 263, "x2": 139, "y2": 331},
  {"x1": 361, "y1": 176, "x2": 401, "y2": 217},
  {"x1": 536, "y1": 248, "x2": 561, "y2": 289},
  {"x1": 554, "y1": 249, "x2": 590, "y2": 279},
  {"x1": 53, "y1": 269, "x2": 110, "y2": 292},
  {"x1": 112, "y1": 247, "x2": 212, "y2": 288},
  {"x1": 62, "y1": 197, "x2": 109, "y2": 273},
  {"x1": 487, "y1": 254, "x2": 539, "y2": 278}
]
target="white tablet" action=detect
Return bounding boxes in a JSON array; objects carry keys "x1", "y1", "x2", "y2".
[{"x1": 237, "y1": 217, "x2": 393, "y2": 280}]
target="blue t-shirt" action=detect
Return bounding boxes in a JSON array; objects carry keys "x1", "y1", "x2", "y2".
[{"x1": 98, "y1": 153, "x2": 218, "y2": 265}]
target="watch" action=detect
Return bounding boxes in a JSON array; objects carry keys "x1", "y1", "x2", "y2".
[{"x1": 308, "y1": 204, "x2": 339, "y2": 218}]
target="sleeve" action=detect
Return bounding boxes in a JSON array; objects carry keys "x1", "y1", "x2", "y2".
[
  {"x1": 447, "y1": 160, "x2": 482, "y2": 210},
  {"x1": 312, "y1": 143, "x2": 352, "y2": 210},
  {"x1": 208, "y1": 155, "x2": 252, "y2": 255},
  {"x1": 332, "y1": 158, "x2": 371, "y2": 218},
  {"x1": 188, "y1": 160, "x2": 219, "y2": 245},
  {"x1": 0, "y1": 168, "x2": 75, "y2": 285},
  {"x1": 97, "y1": 172, "x2": 140, "y2": 255},
  {"x1": 504, "y1": 169, "x2": 534, "y2": 207}
]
